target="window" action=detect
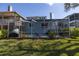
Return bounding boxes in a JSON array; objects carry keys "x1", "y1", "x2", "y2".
[
  {"x1": 4, "y1": 16, "x2": 14, "y2": 19},
  {"x1": 41, "y1": 23, "x2": 48, "y2": 28},
  {"x1": 4, "y1": 16, "x2": 10, "y2": 19},
  {"x1": 29, "y1": 23, "x2": 31, "y2": 27},
  {"x1": 58, "y1": 23, "x2": 62, "y2": 26},
  {"x1": 58, "y1": 22, "x2": 63, "y2": 27},
  {"x1": 70, "y1": 15, "x2": 74, "y2": 21},
  {"x1": 0, "y1": 25, "x2": 1, "y2": 30},
  {"x1": 3, "y1": 25, "x2": 8, "y2": 29},
  {"x1": 9, "y1": 23, "x2": 15, "y2": 30},
  {"x1": 70, "y1": 22, "x2": 75, "y2": 26},
  {"x1": 64, "y1": 24, "x2": 68, "y2": 27},
  {"x1": 75, "y1": 14, "x2": 79, "y2": 19}
]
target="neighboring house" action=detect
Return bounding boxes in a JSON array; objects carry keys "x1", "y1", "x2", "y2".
[
  {"x1": 64, "y1": 13, "x2": 79, "y2": 28},
  {"x1": 0, "y1": 5, "x2": 29, "y2": 38}
]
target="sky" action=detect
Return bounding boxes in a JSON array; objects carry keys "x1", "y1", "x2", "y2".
[{"x1": 0, "y1": 3, "x2": 79, "y2": 19}]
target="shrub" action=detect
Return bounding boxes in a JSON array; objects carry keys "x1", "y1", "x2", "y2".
[
  {"x1": 61, "y1": 28, "x2": 69, "y2": 37},
  {"x1": 46, "y1": 30, "x2": 56, "y2": 39},
  {"x1": 0, "y1": 29, "x2": 7, "y2": 38},
  {"x1": 70, "y1": 28, "x2": 79, "y2": 38}
]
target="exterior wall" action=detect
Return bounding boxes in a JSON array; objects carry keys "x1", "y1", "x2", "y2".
[
  {"x1": 52, "y1": 19, "x2": 69, "y2": 35},
  {"x1": 23, "y1": 19, "x2": 69, "y2": 37},
  {"x1": 23, "y1": 19, "x2": 53, "y2": 37}
]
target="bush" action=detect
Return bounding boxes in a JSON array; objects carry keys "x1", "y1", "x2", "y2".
[
  {"x1": 61, "y1": 28, "x2": 69, "y2": 37},
  {"x1": 46, "y1": 30, "x2": 56, "y2": 39},
  {"x1": 0, "y1": 29, "x2": 7, "y2": 38},
  {"x1": 70, "y1": 28, "x2": 79, "y2": 38}
]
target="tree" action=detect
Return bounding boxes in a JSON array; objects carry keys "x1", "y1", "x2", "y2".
[{"x1": 64, "y1": 3, "x2": 79, "y2": 12}]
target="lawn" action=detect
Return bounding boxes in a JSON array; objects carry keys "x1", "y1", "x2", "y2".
[{"x1": 0, "y1": 38, "x2": 79, "y2": 56}]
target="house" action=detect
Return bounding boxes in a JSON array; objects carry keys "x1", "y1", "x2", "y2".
[
  {"x1": 0, "y1": 5, "x2": 79, "y2": 38},
  {"x1": 25, "y1": 17, "x2": 69, "y2": 37},
  {"x1": 0, "y1": 5, "x2": 29, "y2": 38},
  {"x1": 64, "y1": 13, "x2": 79, "y2": 28},
  {"x1": 25, "y1": 13, "x2": 79, "y2": 38}
]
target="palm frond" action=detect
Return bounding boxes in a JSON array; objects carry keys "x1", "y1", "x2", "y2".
[{"x1": 64, "y1": 3, "x2": 79, "y2": 12}]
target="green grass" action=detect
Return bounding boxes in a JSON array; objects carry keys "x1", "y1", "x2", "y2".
[
  {"x1": 74, "y1": 52, "x2": 79, "y2": 56},
  {"x1": 66, "y1": 46, "x2": 79, "y2": 50},
  {"x1": 55, "y1": 43, "x2": 72, "y2": 50},
  {"x1": 60, "y1": 53, "x2": 68, "y2": 56},
  {"x1": 0, "y1": 39, "x2": 79, "y2": 55}
]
